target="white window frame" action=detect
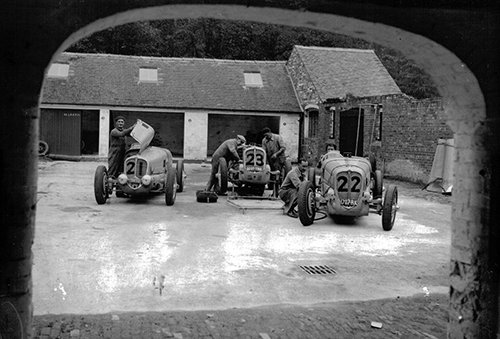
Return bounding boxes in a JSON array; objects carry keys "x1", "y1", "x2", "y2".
[
  {"x1": 47, "y1": 63, "x2": 69, "y2": 78},
  {"x1": 139, "y1": 68, "x2": 158, "y2": 82},
  {"x1": 243, "y1": 71, "x2": 263, "y2": 87}
]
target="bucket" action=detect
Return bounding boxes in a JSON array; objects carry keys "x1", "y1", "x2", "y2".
[{"x1": 130, "y1": 119, "x2": 154, "y2": 153}]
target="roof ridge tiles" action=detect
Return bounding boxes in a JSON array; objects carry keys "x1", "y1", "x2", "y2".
[
  {"x1": 61, "y1": 52, "x2": 284, "y2": 64},
  {"x1": 294, "y1": 45, "x2": 374, "y2": 53}
]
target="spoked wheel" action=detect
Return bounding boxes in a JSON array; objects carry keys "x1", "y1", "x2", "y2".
[
  {"x1": 39, "y1": 140, "x2": 49, "y2": 156},
  {"x1": 298, "y1": 181, "x2": 316, "y2": 226},
  {"x1": 217, "y1": 158, "x2": 228, "y2": 194},
  {"x1": 382, "y1": 184, "x2": 398, "y2": 231},
  {"x1": 165, "y1": 167, "x2": 177, "y2": 206},
  {"x1": 176, "y1": 159, "x2": 184, "y2": 193},
  {"x1": 94, "y1": 165, "x2": 109, "y2": 205},
  {"x1": 373, "y1": 170, "x2": 383, "y2": 199}
]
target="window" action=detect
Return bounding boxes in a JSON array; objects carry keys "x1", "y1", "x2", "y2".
[
  {"x1": 139, "y1": 68, "x2": 158, "y2": 82},
  {"x1": 308, "y1": 110, "x2": 319, "y2": 138},
  {"x1": 47, "y1": 63, "x2": 69, "y2": 78},
  {"x1": 244, "y1": 71, "x2": 263, "y2": 87}
]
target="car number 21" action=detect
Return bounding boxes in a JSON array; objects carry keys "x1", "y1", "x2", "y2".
[{"x1": 337, "y1": 175, "x2": 361, "y2": 192}]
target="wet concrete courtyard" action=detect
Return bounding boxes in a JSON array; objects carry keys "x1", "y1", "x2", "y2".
[{"x1": 34, "y1": 160, "x2": 451, "y2": 315}]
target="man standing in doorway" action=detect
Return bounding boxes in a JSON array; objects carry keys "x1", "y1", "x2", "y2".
[{"x1": 108, "y1": 116, "x2": 135, "y2": 178}]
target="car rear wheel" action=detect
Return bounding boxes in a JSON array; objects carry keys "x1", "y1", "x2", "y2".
[
  {"x1": 298, "y1": 181, "x2": 316, "y2": 226},
  {"x1": 373, "y1": 170, "x2": 383, "y2": 199},
  {"x1": 165, "y1": 167, "x2": 177, "y2": 206},
  {"x1": 217, "y1": 158, "x2": 228, "y2": 194},
  {"x1": 176, "y1": 159, "x2": 184, "y2": 193},
  {"x1": 382, "y1": 184, "x2": 398, "y2": 231},
  {"x1": 94, "y1": 165, "x2": 109, "y2": 205}
]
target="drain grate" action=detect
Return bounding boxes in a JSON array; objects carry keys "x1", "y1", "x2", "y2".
[{"x1": 299, "y1": 265, "x2": 336, "y2": 275}]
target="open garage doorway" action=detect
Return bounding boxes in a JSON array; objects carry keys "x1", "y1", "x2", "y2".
[
  {"x1": 340, "y1": 108, "x2": 365, "y2": 156},
  {"x1": 111, "y1": 111, "x2": 184, "y2": 157},
  {"x1": 207, "y1": 114, "x2": 280, "y2": 155}
]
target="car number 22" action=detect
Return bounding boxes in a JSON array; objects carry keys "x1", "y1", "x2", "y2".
[{"x1": 337, "y1": 174, "x2": 361, "y2": 192}]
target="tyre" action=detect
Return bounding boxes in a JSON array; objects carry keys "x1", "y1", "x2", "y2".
[
  {"x1": 39, "y1": 140, "x2": 49, "y2": 156},
  {"x1": 94, "y1": 165, "x2": 109, "y2": 205},
  {"x1": 382, "y1": 184, "x2": 398, "y2": 231},
  {"x1": 218, "y1": 158, "x2": 228, "y2": 194},
  {"x1": 165, "y1": 167, "x2": 177, "y2": 206},
  {"x1": 373, "y1": 170, "x2": 383, "y2": 199},
  {"x1": 307, "y1": 167, "x2": 317, "y2": 191},
  {"x1": 176, "y1": 160, "x2": 184, "y2": 193},
  {"x1": 298, "y1": 181, "x2": 316, "y2": 226}
]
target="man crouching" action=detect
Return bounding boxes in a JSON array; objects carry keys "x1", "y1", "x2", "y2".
[{"x1": 279, "y1": 159, "x2": 308, "y2": 218}]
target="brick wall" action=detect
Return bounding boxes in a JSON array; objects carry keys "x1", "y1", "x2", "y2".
[
  {"x1": 381, "y1": 96, "x2": 453, "y2": 183},
  {"x1": 287, "y1": 44, "x2": 452, "y2": 183}
]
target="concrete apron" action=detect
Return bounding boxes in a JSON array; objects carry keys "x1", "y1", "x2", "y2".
[{"x1": 33, "y1": 161, "x2": 450, "y2": 315}]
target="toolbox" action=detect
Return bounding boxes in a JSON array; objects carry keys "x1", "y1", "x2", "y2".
[{"x1": 196, "y1": 190, "x2": 218, "y2": 203}]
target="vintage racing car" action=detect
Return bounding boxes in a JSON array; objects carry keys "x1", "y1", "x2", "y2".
[
  {"x1": 217, "y1": 144, "x2": 292, "y2": 197},
  {"x1": 297, "y1": 151, "x2": 398, "y2": 230},
  {"x1": 94, "y1": 120, "x2": 184, "y2": 206}
]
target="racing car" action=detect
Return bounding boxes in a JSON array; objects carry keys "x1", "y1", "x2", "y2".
[
  {"x1": 94, "y1": 120, "x2": 184, "y2": 206},
  {"x1": 217, "y1": 144, "x2": 292, "y2": 197},
  {"x1": 297, "y1": 150, "x2": 398, "y2": 230}
]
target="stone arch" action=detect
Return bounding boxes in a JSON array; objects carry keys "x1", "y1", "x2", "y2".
[
  {"x1": 1, "y1": 2, "x2": 495, "y2": 338},
  {"x1": 53, "y1": 6, "x2": 490, "y2": 337}
]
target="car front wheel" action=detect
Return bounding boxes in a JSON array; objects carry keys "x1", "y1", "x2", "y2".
[
  {"x1": 165, "y1": 167, "x2": 177, "y2": 206},
  {"x1": 94, "y1": 165, "x2": 109, "y2": 205},
  {"x1": 298, "y1": 181, "x2": 316, "y2": 226}
]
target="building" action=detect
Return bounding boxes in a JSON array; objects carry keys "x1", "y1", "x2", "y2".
[
  {"x1": 40, "y1": 46, "x2": 451, "y2": 183},
  {"x1": 40, "y1": 52, "x2": 302, "y2": 161}
]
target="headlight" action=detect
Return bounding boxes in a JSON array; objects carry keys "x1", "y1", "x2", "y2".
[
  {"x1": 141, "y1": 175, "x2": 152, "y2": 186},
  {"x1": 118, "y1": 174, "x2": 128, "y2": 185}
]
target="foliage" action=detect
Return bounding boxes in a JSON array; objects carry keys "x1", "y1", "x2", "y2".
[{"x1": 67, "y1": 19, "x2": 440, "y2": 99}]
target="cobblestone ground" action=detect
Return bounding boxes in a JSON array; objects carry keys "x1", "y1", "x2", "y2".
[
  {"x1": 32, "y1": 294, "x2": 448, "y2": 339},
  {"x1": 32, "y1": 159, "x2": 452, "y2": 338}
]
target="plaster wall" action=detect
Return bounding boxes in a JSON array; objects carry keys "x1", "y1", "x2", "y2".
[
  {"x1": 184, "y1": 112, "x2": 208, "y2": 161},
  {"x1": 280, "y1": 114, "x2": 300, "y2": 162},
  {"x1": 98, "y1": 109, "x2": 110, "y2": 157}
]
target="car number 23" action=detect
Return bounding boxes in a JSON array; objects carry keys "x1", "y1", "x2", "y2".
[{"x1": 245, "y1": 152, "x2": 264, "y2": 166}]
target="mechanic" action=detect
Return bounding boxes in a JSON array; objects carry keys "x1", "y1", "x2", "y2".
[
  {"x1": 108, "y1": 116, "x2": 136, "y2": 178},
  {"x1": 261, "y1": 127, "x2": 287, "y2": 173},
  {"x1": 279, "y1": 159, "x2": 309, "y2": 218},
  {"x1": 206, "y1": 134, "x2": 247, "y2": 191}
]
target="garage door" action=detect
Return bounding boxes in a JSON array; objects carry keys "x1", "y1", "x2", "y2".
[
  {"x1": 111, "y1": 111, "x2": 184, "y2": 156},
  {"x1": 207, "y1": 114, "x2": 280, "y2": 155}
]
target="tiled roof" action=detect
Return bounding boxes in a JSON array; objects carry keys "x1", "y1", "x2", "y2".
[
  {"x1": 292, "y1": 46, "x2": 401, "y2": 100},
  {"x1": 42, "y1": 53, "x2": 301, "y2": 113}
]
